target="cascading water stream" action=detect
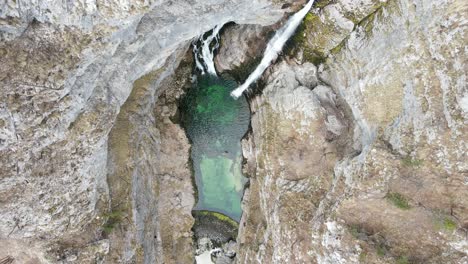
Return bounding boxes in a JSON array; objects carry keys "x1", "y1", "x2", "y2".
[
  {"x1": 231, "y1": 0, "x2": 315, "y2": 98},
  {"x1": 194, "y1": 24, "x2": 224, "y2": 75}
]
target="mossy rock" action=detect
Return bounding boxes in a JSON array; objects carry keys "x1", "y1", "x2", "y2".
[
  {"x1": 286, "y1": 12, "x2": 335, "y2": 65},
  {"x1": 288, "y1": 13, "x2": 320, "y2": 50},
  {"x1": 192, "y1": 210, "x2": 239, "y2": 247}
]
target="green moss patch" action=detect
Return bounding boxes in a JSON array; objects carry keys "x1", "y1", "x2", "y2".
[
  {"x1": 198, "y1": 211, "x2": 239, "y2": 227},
  {"x1": 329, "y1": 39, "x2": 346, "y2": 55},
  {"x1": 313, "y1": 0, "x2": 334, "y2": 9},
  {"x1": 286, "y1": 12, "x2": 328, "y2": 65},
  {"x1": 290, "y1": 13, "x2": 319, "y2": 48}
]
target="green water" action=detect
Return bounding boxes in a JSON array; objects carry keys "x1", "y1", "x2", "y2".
[{"x1": 181, "y1": 75, "x2": 250, "y2": 221}]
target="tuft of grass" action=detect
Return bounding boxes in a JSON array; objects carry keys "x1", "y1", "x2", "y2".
[
  {"x1": 436, "y1": 216, "x2": 457, "y2": 232},
  {"x1": 443, "y1": 218, "x2": 457, "y2": 231},
  {"x1": 251, "y1": 240, "x2": 261, "y2": 252},
  {"x1": 103, "y1": 225, "x2": 114, "y2": 235},
  {"x1": 102, "y1": 210, "x2": 124, "y2": 235},
  {"x1": 386, "y1": 192, "x2": 411, "y2": 210},
  {"x1": 359, "y1": 252, "x2": 367, "y2": 262},
  {"x1": 376, "y1": 244, "x2": 386, "y2": 256},
  {"x1": 401, "y1": 157, "x2": 423, "y2": 167},
  {"x1": 396, "y1": 256, "x2": 410, "y2": 264},
  {"x1": 349, "y1": 225, "x2": 362, "y2": 238}
]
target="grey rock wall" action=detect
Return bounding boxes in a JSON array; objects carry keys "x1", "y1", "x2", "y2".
[
  {"x1": 233, "y1": 0, "x2": 468, "y2": 263},
  {"x1": 0, "y1": 0, "x2": 289, "y2": 262}
]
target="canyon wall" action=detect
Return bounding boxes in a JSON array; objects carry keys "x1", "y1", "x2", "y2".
[
  {"x1": 0, "y1": 0, "x2": 289, "y2": 262},
  {"x1": 0, "y1": 0, "x2": 466, "y2": 263},
  {"x1": 234, "y1": 0, "x2": 467, "y2": 263}
]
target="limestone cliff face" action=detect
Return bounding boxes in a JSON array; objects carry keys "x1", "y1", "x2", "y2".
[
  {"x1": 238, "y1": 60, "x2": 353, "y2": 263},
  {"x1": 235, "y1": 0, "x2": 467, "y2": 263},
  {"x1": 105, "y1": 51, "x2": 195, "y2": 263},
  {"x1": 0, "y1": 0, "x2": 289, "y2": 263}
]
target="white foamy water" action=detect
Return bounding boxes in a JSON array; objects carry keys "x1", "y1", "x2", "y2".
[
  {"x1": 195, "y1": 250, "x2": 214, "y2": 264},
  {"x1": 195, "y1": 248, "x2": 222, "y2": 264},
  {"x1": 194, "y1": 24, "x2": 224, "y2": 75},
  {"x1": 231, "y1": 0, "x2": 315, "y2": 98}
]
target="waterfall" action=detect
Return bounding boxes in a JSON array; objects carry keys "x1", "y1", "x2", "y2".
[
  {"x1": 193, "y1": 24, "x2": 224, "y2": 76},
  {"x1": 231, "y1": 0, "x2": 315, "y2": 98}
]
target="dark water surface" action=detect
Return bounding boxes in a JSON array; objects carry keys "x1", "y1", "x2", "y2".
[{"x1": 181, "y1": 75, "x2": 250, "y2": 221}]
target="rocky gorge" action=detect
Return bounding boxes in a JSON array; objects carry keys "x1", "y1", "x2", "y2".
[{"x1": 0, "y1": 0, "x2": 467, "y2": 263}]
